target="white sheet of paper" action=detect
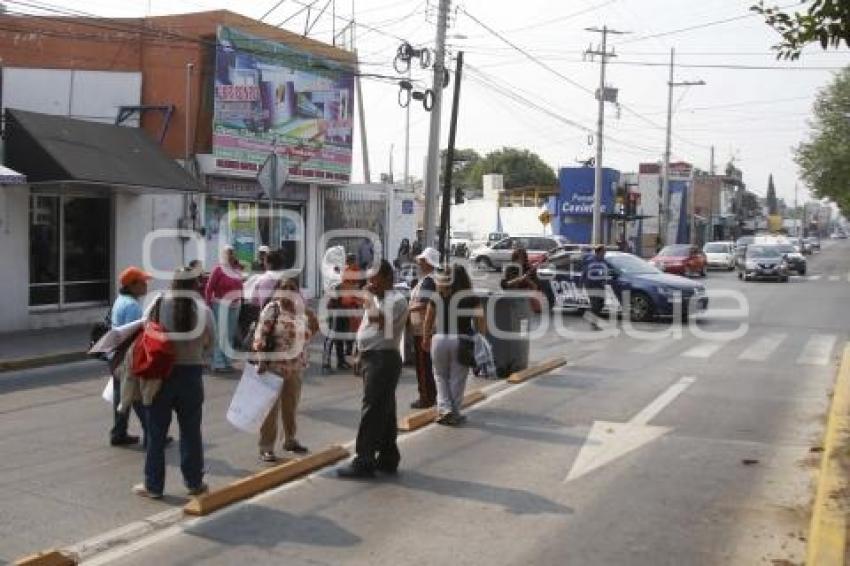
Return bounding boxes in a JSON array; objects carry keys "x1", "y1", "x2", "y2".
[{"x1": 88, "y1": 320, "x2": 144, "y2": 354}]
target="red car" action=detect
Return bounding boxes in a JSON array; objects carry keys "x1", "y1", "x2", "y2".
[{"x1": 651, "y1": 245, "x2": 707, "y2": 277}]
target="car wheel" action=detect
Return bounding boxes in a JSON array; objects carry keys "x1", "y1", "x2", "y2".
[
  {"x1": 799, "y1": 267, "x2": 806, "y2": 276},
  {"x1": 475, "y1": 256, "x2": 493, "y2": 271},
  {"x1": 629, "y1": 292, "x2": 654, "y2": 323},
  {"x1": 737, "y1": 272, "x2": 743, "y2": 280},
  {"x1": 781, "y1": 276, "x2": 789, "y2": 283},
  {"x1": 700, "y1": 268, "x2": 707, "y2": 277}
]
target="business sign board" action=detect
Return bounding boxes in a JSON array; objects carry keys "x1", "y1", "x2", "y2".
[
  {"x1": 666, "y1": 162, "x2": 693, "y2": 245},
  {"x1": 557, "y1": 166, "x2": 620, "y2": 243},
  {"x1": 214, "y1": 26, "x2": 355, "y2": 185}
]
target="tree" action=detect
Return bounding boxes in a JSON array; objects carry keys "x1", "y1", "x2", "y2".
[
  {"x1": 468, "y1": 147, "x2": 557, "y2": 191},
  {"x1": 752, "y1": 0, "x2": 850, "y2": 60},
  {"x1": 439, "y1": 148, "x2": 481, "y2": 193},
  {"x1": 766, "y1": 174, "x2": 779, "y2": 215},
  {"x1": 795, "y1": 67, "x2": 850, "y2": 216}
]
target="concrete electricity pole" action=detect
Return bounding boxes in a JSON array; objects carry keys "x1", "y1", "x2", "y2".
[
  {"x1": 422, "y1": 0, "x2": 450, "y2": 249},
  {"x1": 660, "y1": 47, "x2": 704, "y2": 246},
  {"x1": 585, "y1": 26, "x2": 626, "y2": 245}
]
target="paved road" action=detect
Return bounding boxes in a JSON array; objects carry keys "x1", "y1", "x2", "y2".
[{"x1": 2, "y1": 241, "x2": 848, "y2": 564}]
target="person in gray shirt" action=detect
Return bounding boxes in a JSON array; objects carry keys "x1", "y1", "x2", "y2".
[{"x1": 337, "y1": 260, "x2": 408, "y2": 479}]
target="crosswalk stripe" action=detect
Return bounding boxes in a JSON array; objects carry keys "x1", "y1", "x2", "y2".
[
  {"x1": 631, "y1": 340, "x2": 670, "y2": 354},
  {"x1": 796, "y1": 334, "x2": 837, "y2": 366},
  {"x1": 829, "y1": 275, "x2": 840, "y2": 282},
  {"x1": 738, "y1": 333, "x2": 787, "y2": 361},
  {"x1": 808, "y1": 275, "x2": 822, "y2": 281},
  {"x1": 681, "y1": 341, "x2": 727, "y2": 358}
]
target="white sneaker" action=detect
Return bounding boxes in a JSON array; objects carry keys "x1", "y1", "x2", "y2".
[{"x1": 132, "y1": 483, "x2": 163, "y2": 500}]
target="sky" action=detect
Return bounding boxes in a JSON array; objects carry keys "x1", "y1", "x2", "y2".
[{"x1": 11, "y1": 0, "x2": 850, "y2": 205}]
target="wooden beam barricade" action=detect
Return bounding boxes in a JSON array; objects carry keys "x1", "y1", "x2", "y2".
[
  {"x1": 506, "y1": 356, "x2": 567, "y2": 384},
  {"x1": 14, "y1": 550, "x2": 76, "y2": 566},
  {"x1": 184, "y1": 445, "x2": 349, "y2": 517},
  {"x1": 399, "y1": 389, "x2": 487, "y2": 432}
]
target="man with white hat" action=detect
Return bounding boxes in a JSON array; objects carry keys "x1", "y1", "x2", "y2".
[
  {"x1": 252, "y1": 245, "x2": 271, "y2": 273},
  {"x1": 408, "y1": 247, "x2": 440, "y2": 409}
]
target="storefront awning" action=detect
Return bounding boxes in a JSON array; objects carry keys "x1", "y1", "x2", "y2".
[
  {"x1": 0, "y1": 165, "x2": 25, "y2": 185},
  {"x1": 4, "y1": 109, "x2": 202, "y2": 193}
]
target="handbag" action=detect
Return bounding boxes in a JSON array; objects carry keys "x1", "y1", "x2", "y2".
[{"x1": 131, "y1": 298, "x2": 175, "y2": 380}]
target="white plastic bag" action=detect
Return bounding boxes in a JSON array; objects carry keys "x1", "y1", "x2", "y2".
[
  {"x1": 473, "y1": 333, "x2": 497, "y2": 378},
  {"x1": 226, "y1": 364, "x2": 284, "y2": 433},
  {"x1": 102, "y1": 378, "x2": 114, "y2": 404}
]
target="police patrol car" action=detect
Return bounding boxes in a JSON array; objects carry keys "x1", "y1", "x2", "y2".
[{"x1": 537, "y1": 250, "x2": 708, "y2": 322}]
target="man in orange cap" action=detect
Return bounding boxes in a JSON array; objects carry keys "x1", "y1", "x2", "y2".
[{"x1": 109, "y1": 266, "x2": 152, "y2": 446}]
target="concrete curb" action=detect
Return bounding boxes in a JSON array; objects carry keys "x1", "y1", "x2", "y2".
[
  {"x1": 806, "y1": 342, "x2": 850, "y2": 565},
  {"x1": 0, "y1": 350, "x2": 89, "y2": 373}
]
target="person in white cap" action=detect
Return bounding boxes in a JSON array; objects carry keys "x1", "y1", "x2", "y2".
[
  {"x1": 408, "y1": 246, "x2": 440, "y2": 408},
  {"x1": 252, "y1": 245, "x2": 271, "y2": 273}
]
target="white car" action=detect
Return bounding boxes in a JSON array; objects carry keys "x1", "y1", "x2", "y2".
[
  {"x1": 470, "y1": 234, "x2": 569, "y2": 271},
  {"x1": 702, "y1": 241, "x2": 735, "y2": 270}
]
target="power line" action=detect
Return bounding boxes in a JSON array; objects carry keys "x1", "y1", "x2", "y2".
[{"x1": 619, "y1": 0, "x2": 810, "y2": 45}]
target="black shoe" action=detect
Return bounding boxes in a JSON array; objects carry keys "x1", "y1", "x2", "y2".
[
  {"x1": 336, "y1": 463, "x2": 375, "y2": 479},
  {"x1": 111, "y1": 434, "x2": 140, "y2": 447},
  {"x1": 337, "y1": 361, "x2": 352, "y2": 370},
  {"x1": 283, "y1": 440, "x2": 309, "y2": 455},
  {"x1": 410, "y1": 399, "x2": 434, "y2": 409}
]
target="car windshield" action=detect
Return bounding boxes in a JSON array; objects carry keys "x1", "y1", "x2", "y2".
[
  {"x1": 606, "y1": 254, "x2": 660, "y2": 275},
  {"x1": 658, "y1": 245, "x2": 691, "y2": 257},
  {"x1": 747, "y1": 245, "x2": 782, "y2": 258},
  {"x1": 737, "y1": 237, "x2": 755, "y2": 247},
  {"x1": 704, "y1": 243, "x2": 728, "y2": 253},
  {"x1": 774, "y1": 244, "x2": 796, "y2": 253}
]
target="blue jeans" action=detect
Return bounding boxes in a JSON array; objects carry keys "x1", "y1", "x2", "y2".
[
  {"x1": 212, "y1": 301, "x2": 239, "y2": 369},
  {"x1": 144, "y1": 365, "x2": 205, "y2": 495}
]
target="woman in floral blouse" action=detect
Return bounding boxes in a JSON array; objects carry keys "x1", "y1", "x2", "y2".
[{"x1": 254, "y1": 277, "x2": 315, "y2": 462}]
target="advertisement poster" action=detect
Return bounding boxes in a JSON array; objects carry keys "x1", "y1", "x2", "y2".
[
  {"x1": 666, "y1": 180, "x2": 690, "y2": 245},
  {"x1": 229, "y1": 201, "x2": 256, "y2": 267},
  {"x1": 214, "y1": 26, "x2": 355, "y2": 185}
]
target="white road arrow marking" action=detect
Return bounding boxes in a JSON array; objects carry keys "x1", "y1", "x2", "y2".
[{"x1": 564, "y1": 376, "x2": 696, "y2": 483}]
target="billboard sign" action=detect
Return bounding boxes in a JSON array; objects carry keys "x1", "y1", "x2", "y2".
[{"x1": 214, "y1": 26, "x2": 355, "y2": 185}]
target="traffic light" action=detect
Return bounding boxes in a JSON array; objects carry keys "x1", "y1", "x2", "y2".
[{"x1": 455, "y1": 188, "x2": 465, "y2": 204}]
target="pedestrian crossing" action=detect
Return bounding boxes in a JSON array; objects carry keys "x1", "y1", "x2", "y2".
[
  {"x1": 626, "y1": 332, "x2": 840, "y2": 366},
  {"x1": 797, "y1": 273, "x2": 850, "y2": 282}
]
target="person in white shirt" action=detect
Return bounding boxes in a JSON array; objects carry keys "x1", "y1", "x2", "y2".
[{"x1": 337, "y1": 260, "x2": 408, "y2": 479}]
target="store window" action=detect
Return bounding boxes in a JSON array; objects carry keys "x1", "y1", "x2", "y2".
[{"x1": 29, "y1": 194, "x2": 110, "y2": 307}]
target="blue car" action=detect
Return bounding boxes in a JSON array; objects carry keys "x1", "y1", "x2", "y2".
[{"x1": 536, "y1": 251, "x2": 708, "y2": 322}]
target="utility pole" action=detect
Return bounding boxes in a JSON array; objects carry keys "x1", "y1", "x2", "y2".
[
  {"x1": 660, "y1": 47, "x2": 704, "y2": 247},
  {"x1": 794, "y1": 183, "x2": 799, "y2": 237},
  {"x1": 403, "y1": 68, "x2": 411, "y2": 191},
  {"x1": 423, "y1": 0, "x2": 450, "y2": 248},
  {"x1": 585, "y1": 26, "x2": 626, "y2": 245},
  {"x1": 438, "y1": 51, "x2": 464, "y2": 262},
  {"x1": 354, "y1": 47, "x2": 371, "y2": 183}
]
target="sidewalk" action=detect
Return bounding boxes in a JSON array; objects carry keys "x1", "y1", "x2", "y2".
[{"x1": 0, "y1": 324, "x2": 91, "y2": 372}]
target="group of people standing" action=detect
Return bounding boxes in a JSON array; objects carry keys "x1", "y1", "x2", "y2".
[{"x1": 107, "y1": 234, "x2": 511, "y2": 494}]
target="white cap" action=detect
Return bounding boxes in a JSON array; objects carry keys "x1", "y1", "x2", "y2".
[
  {"x1": 416, "y1": 247, "x2": 440, "y2": 268},
  {"x1": 258, "y1": 245, "x2": 271, "y2": 253}
]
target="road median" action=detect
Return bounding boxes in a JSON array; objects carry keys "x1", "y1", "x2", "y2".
[{"x1": 806, "y1": 342, "x2": 850, "y2": 565}]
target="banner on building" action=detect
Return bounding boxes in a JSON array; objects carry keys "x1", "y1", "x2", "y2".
[{"x1": 214, "y1": 26, "x2": 355, "y2": 185}]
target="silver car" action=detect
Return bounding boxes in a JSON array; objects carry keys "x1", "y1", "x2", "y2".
[{"x1": 470, "y1": 234, "x2": 569, "y2": 271}]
